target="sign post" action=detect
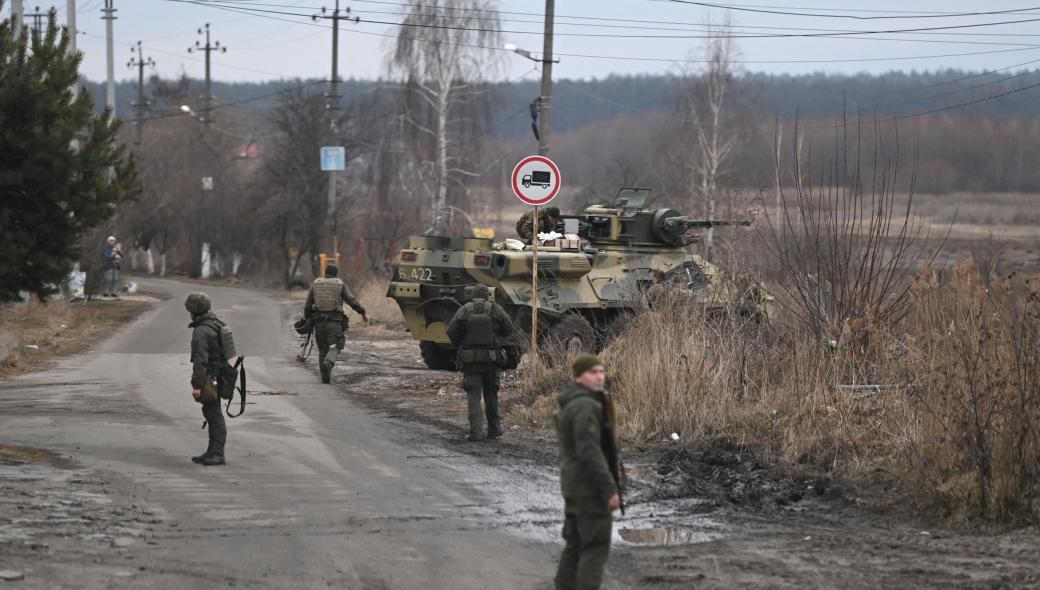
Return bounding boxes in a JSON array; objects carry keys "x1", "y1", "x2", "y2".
[
  {"x1": 320, "y1": 146, "x2": 347, "y2": 266},
  {"x1": 510, "y1": 155, "x2": 562, "y2": 360}
]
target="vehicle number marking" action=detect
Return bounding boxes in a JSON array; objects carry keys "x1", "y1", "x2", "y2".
[{"x1": 406, "y1": 267, "x2": 434, "y2": 282}]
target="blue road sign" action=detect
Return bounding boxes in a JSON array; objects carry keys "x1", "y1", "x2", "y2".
[{"x1": 320, "y1": 146, "x2": 346, "y2": 172}]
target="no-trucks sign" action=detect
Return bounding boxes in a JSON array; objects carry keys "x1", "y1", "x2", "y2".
[{"x1": 511, "y1": 155, "x2": 561, "y2": 206}]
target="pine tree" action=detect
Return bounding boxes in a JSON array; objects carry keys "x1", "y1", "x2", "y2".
[{"x1": 0, "y1": 3, "x2": 138, "y2": 301}]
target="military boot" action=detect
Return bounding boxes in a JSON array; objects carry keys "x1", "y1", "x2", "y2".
[
  {"x1": 320, "y1": 365, "x2": 331, "y2": 384},
  {"x1": 191, "y1": 452, "x2": 210, "y2": 464},
  {"x1": 201, "y1": 454, "x2": 225, "y2": 466}
]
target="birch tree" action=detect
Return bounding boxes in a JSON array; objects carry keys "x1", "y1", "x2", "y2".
[
  {"x1": 678, "y1": 19, "x2": 740, "y2": 246},
  {"x1": 390, "y1": 0, "x2": 501, "y2": 235}
]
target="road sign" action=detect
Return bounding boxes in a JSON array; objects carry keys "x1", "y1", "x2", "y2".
[
  {"x1": 511, "y1": 155, "x2": 561, "y2": 205},
  {"x1": 320, "y1": 146, "x2": 346, "y2": 172}
]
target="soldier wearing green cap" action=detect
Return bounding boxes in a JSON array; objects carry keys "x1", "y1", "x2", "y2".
[
  {"x1": 304, "y1": 263, "x2": 367, "y2": 384},
  {"x1": 554, "y1": 354, "x2": 623, "y2": 590},
  {"x1": 446, "y1": 284, "x2": 515, "y2": 441},
  {"x1": 516, "y1": 206, "x2": 561, "y2": 242},
  {"x1": 185, "y1": 292, "x2": 228, "y2": 466}
]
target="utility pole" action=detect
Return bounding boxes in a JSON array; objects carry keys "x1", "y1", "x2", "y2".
[
  {"x1": 26, "y1": 5, "x2": 47, "y2": 31},
  {"x1": 12, "y1": 0, "x2": 23, "y2": 38},
  {"x1": 313, "y1": 1, "x2": 358, "y2": 264},
  {"x1": 127, "y1": 41, "x2": 154, "y2": 145},
  {"x1": 537, "y1": 0, "x2": 555, "y2": 158},
  {"x1": 66, "y1": 1, "x2": 77, "y2": 87},
  {"x1": 529, "y1": 0, "x2": 555, "y2": 359},
  {"x1": 101, "y1": 0, "x2": 116, "y2": 115},
  {"x1": 188, "y1": 23, "x2": 226, "y2": 139}
]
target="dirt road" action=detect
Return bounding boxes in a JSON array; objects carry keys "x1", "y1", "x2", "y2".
[{"x1": 1, "y1": 279, "x2": 1038, "y2": 589}]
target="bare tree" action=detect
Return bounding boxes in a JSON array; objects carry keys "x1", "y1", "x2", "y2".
[
  {"x1": 677, "y1": 18, "x2": 740, "y2": 246},
  {"x1": 259, "y1": 88, "x2": 355, "y2": 285},
  {"x1": 390, "y1": 0, "x2": 501, "y2": 235},
  {"x1": 762, "y1": 116, "x2": 946, "y2": 348}
]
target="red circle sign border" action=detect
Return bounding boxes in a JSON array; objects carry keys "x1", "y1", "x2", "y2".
[{"x1": 511, "y1": 155, "x2": 562, "y2": 206}]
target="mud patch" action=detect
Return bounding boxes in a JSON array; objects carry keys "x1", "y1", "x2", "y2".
[
  {"x1": 619, "y1": 527, "x2": 710, "y2": 545},
  {"x1": 0, "y1": 445, "x2": 76, "y2": 469}
]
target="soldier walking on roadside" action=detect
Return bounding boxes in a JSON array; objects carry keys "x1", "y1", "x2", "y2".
[
  {"x1": 447, "y1": 285, "x2": 515, "y2": 441},
  {"x1": 554, "y1": 354, "x2": 624, "y2": 590},
  {"x1": 185, "y1": 292, "x2": 229, "y2": 466},
  {"x1": 305, "y1": 263, "x2": 367, "y2": 384}
]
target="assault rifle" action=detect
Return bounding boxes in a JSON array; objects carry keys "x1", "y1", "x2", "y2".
[{"x1": 601, "y1": 391, "x2": 626, "y2": 515}]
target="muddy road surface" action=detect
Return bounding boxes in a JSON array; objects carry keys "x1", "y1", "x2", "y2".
[{"x1": 2, "y1": 279, "x2": 1038, "y2": 589}]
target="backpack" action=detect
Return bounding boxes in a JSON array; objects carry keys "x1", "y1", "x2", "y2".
[
  {"x1": 205, "y1": 319, "x2": 247, "y2": 418},
  {"x1": 458, "y1": 301, "x2": 506, "y2": 367}
]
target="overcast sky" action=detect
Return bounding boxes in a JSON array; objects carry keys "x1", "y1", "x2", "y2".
[{"x1": 28, "y1": 1, "x2": 1040, "y2": 83}]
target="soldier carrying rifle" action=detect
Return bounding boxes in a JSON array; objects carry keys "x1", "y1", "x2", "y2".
[{"x1": 554, "y1": 354, "x2": 625, "y2": 590}]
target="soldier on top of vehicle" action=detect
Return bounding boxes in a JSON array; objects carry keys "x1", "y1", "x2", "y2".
[
  {"x1": 304, "y1": 263, "x2": 367, "y2": 384},
  {"x1": 516, "y1": 206, "x2": 561, "y2": 242}
]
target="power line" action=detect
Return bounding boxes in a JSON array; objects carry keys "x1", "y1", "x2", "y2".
[
  {"x1": 163, "y1": 1, "x2": 1040, "y2": 64},
  {"x1": 665, "y1": 1, "x2": 1040, "y2": 20},
  {"x1": 177, "y1": 0, "x2": 1040, "y2": 41}
]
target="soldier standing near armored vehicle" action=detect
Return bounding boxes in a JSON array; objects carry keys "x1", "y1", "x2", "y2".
[
  {"x1": 304, "y1": 263, "x2": 367, "y2": 384},
  {"x1": 185, "y1": 292, "x2": 229, "y2": 466},
  {"x1": 446, "y1": 285, "x2": 516, "y2": 441},
  {"x1": 555, "y1": 354, "x2": 623, "y2": 590}
]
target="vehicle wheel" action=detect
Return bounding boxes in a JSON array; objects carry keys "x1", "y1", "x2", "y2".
[
  {"x1": 419, "y1": 341, "x2": 458, "y2": 371},
  {"x1": 543, "y1": 314, "x2": 597, "y2": 363}
]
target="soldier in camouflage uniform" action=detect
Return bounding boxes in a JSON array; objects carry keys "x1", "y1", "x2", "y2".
[
  {"x1": 185, "y1": 292, "x2": 229, "y2": 466},
  {"x1": 446, "y1": 285, "x2": 515, "y2": 441},
  {"x1": 516, "y1": 206, "x2": 561, "y2": 242},
  {"x1": 305, "y1": 263, "x2": 367, "y2": 384},
  {"x1": 554, "y1": 354, "x2": 621, "y2": 590}
]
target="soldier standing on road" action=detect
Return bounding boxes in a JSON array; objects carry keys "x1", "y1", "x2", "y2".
[
  {"x1": 305, "y1": 263, "x2": 367, "y2": 384},
  {"x1": 516, "y1": 206, "x2": 561, "y2": 242},
  {"x1": 555, "y1": 354, "x2": 623, "y2": 590},
  {"x1": 447, "y1": 285, "x2": 515, "y2": 441},
  {"x1": 185, "y1": 292, "x2": 228, "y2": 467}
]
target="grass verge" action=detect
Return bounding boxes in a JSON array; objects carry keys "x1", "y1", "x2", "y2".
[{"x1": 0, "y1": 297, "x2": 151, "y2": 378}]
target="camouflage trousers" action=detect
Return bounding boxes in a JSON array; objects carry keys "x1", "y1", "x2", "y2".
[
  {"x1": 555, "y1": 499, "x2": 613, "y2": 590},
  {"x1": 314, "y1": 318, "x2": 346, "y2": 380},
  {"x1": 202, "y1": 400, "x2": 226, "y2": 456},
  {"x1": 461, "y1": 367, "x2": 500, "y2": 438}
]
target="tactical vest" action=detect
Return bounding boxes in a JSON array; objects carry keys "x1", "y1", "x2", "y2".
[
  {"x1": 462, "y1": 301, "x2": 495, "y2": 349},
  {"x1": 311, "y1": 278, "x2": 343, "y2": 312}
]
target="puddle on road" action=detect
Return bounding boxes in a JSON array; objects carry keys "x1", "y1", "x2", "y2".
[{"x1": 619, "y1": 527, "x2": 712, "y2": 546}]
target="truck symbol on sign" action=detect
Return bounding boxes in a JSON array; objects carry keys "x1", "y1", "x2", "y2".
[{"x1": 522, "y1": 170, "x2": 552, "y2": 189}]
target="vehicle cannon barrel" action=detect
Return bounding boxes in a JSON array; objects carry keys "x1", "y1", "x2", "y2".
[{"x1": 662, "y1": 216, "x2": 753, "y2": 230}]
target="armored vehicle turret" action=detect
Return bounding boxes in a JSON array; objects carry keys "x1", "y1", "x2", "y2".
[{"x1": 387, "y1": 188, "x2": 769, "y2": 370}]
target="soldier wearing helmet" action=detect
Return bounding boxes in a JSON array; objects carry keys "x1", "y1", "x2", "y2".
[
  {"x1": 516, "y1": 206, "x2": 561, "y2": 242},
  {"x1": 304, "y1": 263, "x2": 367, "y2": 384},
  {"x1": 446, "y1": 284, "x2": 516, "y2": 441},
  {"x1": 185, "y1": 292, "x2": 228, "y2": 466}
]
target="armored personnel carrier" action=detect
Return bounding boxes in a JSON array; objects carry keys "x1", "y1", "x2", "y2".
[{"x1": 387, "y1": 188, "x2": 768, "y2": 370}]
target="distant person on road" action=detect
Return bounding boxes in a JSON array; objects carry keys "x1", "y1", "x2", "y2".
[
  {"x1": 185, "y1": 292, "x2": 229, "y2": 466},
  {"x1": 516, "y1": 206, "x2": 561, "y2": 242},
  {"x1": 446, "y1": 284, "x2": 515, "y2": 441},
  {"x1": 304, "y1": 263, "x2": 367, "y2": 384},
  {"x1": 100, "y1": 236, "x2": 123, "y2": 297},
  {"x1": 554, "y1": 354, "x2": 623, "y2": 590}
]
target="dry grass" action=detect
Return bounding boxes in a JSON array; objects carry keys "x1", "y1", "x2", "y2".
[
  {"x1": 0, "y1": 298, "x2": 149, "y2": 377},
  {"x1": 516, "y1": 260, "x2": 1040, "y2": 525}
]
